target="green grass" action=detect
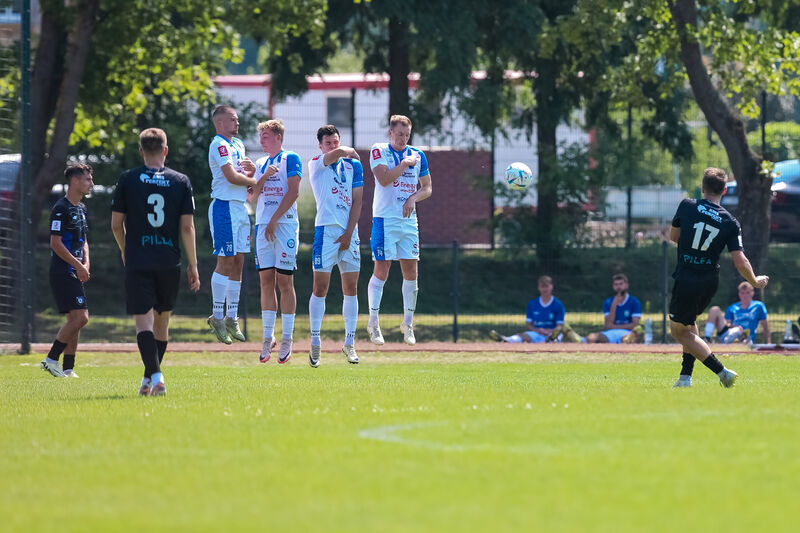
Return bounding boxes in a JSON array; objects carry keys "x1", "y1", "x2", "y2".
[{"x1": 2, "y1": 350, "x2": 800, "y2": 532}]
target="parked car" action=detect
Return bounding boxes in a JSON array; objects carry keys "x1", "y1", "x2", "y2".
[
  {"x1": 719, "y1": 159, "x2": 800, "y2": 242},
  {"x1": 0, "y1": 153, "x2": 20, "y2": 243}
]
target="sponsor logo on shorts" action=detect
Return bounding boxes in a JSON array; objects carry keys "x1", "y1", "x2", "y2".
[
  {"x1": 287, "y1": 238, "x2": 295, "y2": 249},
  {"x1": 218, "y1": 145, "x2": 228, "y2": 157},
  {"x1": 76, "y1": 296, "x2": 84, "y2": 305},
  {"x1": 372, "y1": 148, "x2": 381, "y2": 160}
]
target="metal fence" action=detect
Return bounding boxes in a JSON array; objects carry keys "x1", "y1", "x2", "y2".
[{"x1": 3, "y1": 15, "x2": 800, "y2": 349}]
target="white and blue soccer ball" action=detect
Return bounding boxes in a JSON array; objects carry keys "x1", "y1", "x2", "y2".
[{"x1": 505, "y1": 162, "x2": 533, "y2": 190}]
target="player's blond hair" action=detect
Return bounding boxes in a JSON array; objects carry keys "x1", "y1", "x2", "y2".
[
  {"x1": 139, "y1": 128, "x2": 167, "y2": 155},
  {"x1": 537, "y1": 275, "x2": 553, "y2": 286},
  {"x1": 738, "y1": 281, "x2": 754, "y2": 291},
  {"x1": 389, "y1": 115, "x2": 412, "y2": 129},
  {"x1": 258, "y1": 119, "x2": 285, "y2": 138}
]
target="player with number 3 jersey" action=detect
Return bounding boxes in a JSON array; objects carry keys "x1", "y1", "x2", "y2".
[{"x1": 111, "y1": 128, "x2": 200, "y2": 396}]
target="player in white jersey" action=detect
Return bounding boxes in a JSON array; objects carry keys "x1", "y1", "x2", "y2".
[
  {"x1": 207, "y1": 105, "x2": 257, "y2": 344},
  {"x1": 307, "y1": 124, "x2": 364, "y2": 367},
  {"x1": 367, "y1": 115, "x2": 432, "y2": 345},
  {"x1": 247, "y1": 119, "x2": 301, "y2": 364}
]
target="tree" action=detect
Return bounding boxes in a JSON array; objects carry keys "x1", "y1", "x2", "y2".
[
  {"x1": 264, "y1": 0, "x2": 438, "y2": 120},
  {"x1": 587, "y1": 0, "x2": 800, "y2": 273},
  {"x1": 19, "y1": 0, "x2": 326, "y2": 228}
]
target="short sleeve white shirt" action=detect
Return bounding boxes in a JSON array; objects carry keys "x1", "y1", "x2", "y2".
[
  {"x1": 208, "y1": 135, "x2": 248, "y2": 202},
  {"x1": 369, "y1": 142, "x2": 429, "y2": 219},
  {"x1": 253, "y1": 150, "x2": 302, "y2": 225},
  {"x1": 309, "y1": 154, "x2": 364, "y2": 228}
]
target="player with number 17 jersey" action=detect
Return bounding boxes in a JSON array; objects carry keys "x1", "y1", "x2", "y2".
[
  {"x1": 111, "y1": 166, "x2": 195, "y2": 270},
  {"x1": 671, "y1": 198, "x2": 741, "y2": 280}
]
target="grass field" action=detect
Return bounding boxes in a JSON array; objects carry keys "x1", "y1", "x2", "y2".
[{"x1": 2, "y1": 349, "x2": 800, "y2": 532}]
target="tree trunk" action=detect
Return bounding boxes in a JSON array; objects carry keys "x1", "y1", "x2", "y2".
[
  {"x1": 31, "y1": 0, "x2": 100, "y2": 229},
  {"x1": 30, "y1": 8, "x2": 68, "y2": 180},
  {"x1": 534, "y1": 58, "x2": 561, "y2": 268},
  {"x1": 668, "y1": 0, "x2": 771, "y2": 275},
  {"x1": 387, "y1": 16, "x2": 410, "y2": 119}
]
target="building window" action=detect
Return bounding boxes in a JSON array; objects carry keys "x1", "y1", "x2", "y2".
[{"x1": 327, "y1": 96, "x2": 352, "y2": 128}]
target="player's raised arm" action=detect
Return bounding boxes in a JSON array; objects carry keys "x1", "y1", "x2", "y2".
[
  {"x1": 373, "y1": 159, "x2": 412, "y2": 187},
  {"x1": 221, "y1": 163, "x2": 257, "y2": 188},
  {"x1": 323, "y1": 145, "x2": 359, "y2": 166},
  {"x1": 730, "y1": 250, "x2": 769, "y2": 289}
]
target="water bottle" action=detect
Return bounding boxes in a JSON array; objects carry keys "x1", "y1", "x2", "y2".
[
  {"x1": 644, "y1": 317, "x2": 653, "y2": 344},
  {"x1": 783, "y1": 319, "x2": 793, "y2": 343}
]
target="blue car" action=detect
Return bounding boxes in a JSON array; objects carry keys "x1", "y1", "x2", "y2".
[{"x1": 719, "y1": 159, "x2": 800, "y2": 242}]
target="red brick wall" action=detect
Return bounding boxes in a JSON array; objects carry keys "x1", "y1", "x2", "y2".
[{"x1": 356, "y1": 149, "x2": 492, "y2": 246}]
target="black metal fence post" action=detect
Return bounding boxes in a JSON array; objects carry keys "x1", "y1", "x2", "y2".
[
  {"x1": 452, "y1": 240, "x2": 459, "y2": 343},
  {"x1": 662, "y1": 240, "x2": 668, "y2": 343},
  {"x1": 19, "y1": 0, "x2": 33, "y2": 354}
]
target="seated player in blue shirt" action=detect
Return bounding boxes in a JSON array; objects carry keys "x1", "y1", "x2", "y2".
[
  {"x1": 585, "y1": 273, "x2": 643, "y2": 344},
  {"x1": 489, "y1": 275, "x2": 574, "y2": 343},
  {"x1": 703, "y1": 281, "x2": 769, "y2": 344}
]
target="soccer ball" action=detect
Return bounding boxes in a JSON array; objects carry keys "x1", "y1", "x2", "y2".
[{"x1": 505, "y1": 162, "x2": 533, "y2": 190}]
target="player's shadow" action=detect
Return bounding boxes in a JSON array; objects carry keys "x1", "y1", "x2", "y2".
[{"x1": 80, "y1": 394, "x2": 129, "y2": 401}]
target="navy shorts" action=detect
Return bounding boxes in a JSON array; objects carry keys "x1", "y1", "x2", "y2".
[
  {"x1": 125, "y1": 267, "x2": 180, "y2": 315},
  {"x1": 669, "y1": 274, "x2": 719, "y2": 326},
  {"x1": 50, "y1": 273, "x2": 87, "y2": 314}
]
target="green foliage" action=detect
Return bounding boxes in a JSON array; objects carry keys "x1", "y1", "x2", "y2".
[{"x1": 746, "y1": 122, "x2": 800, "y2": 162}]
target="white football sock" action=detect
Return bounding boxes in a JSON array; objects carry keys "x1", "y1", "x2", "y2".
[
  {"x1": 226, "y1": 279, "x2": 241, "y2": 319},
  {"x1": 704, "y1": 322, "x2": 715, "y2": 338},
  {"x1": 402, "y1": 279, "x2": 418, "y2": 326},
  {"x1": 506, "y1": 334, "x2": 523, "y2": 343},
  {"x1": 281, "y1": 313, "x2": 295, "y2": 340},
  {"x1": 151, "y1": 372, "x2": 163, "y2": 385},
  {"x1": 343, "y1": 295, "x2": 358, "y2": 346},
  {"x1": 367, "y1": 275, "x2": 385, "y2": 326},
  {"x1": 262, "y1": 310, "x2": 277, "y2": 341},
  {"x1": 309, "y1": 295, "x2": 326, "y2": 347},
  {"x1": 211, "y1": 272, "x2": 228, "y2": 319}
]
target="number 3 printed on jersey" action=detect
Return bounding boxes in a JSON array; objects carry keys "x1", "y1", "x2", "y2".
[
  {"x1": 691, "y1": 221, "x2": 719, "y2": 251},
  {"x1": 147, "y1": 193, "x2": 165, "y2": 227}
]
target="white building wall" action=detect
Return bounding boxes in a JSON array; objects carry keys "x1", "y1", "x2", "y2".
[{"x1": 213, "y1": 80, "x2": 591, "y2": 207}]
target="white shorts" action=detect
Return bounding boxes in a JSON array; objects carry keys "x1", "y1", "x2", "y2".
[
  {"x1": 370, "y1": 217, "x2": 419, "y2": 261},
  {"x1": 254, "y1": 221, "x2": 299, "y2": 271},
  {"x1": 312, "y1": 225, "x2": 361, "y2": 273},
  {"x1": 209, "y1": 199, "x2": 251, "y2": 256},
  {"x1": 600, "y1": 329, "x2": 630, "y2": 344},
  {"x1": 523, "y1": 331, "x2": 548, "y2": 343}
]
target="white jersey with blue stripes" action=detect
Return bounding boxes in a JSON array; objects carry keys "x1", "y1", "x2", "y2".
[
  {"x1": 369, "y1": 142, "x2": 429, "y2": 219},
  {"x1": 253, "y1": 150, "x2": 302, "y2": 225},
  {"x1": 208, "y1": 134, "x2": 248, "y2": 202},
  {"x1": 308, "y1": 154, "x2": 364, "y2": 228}
]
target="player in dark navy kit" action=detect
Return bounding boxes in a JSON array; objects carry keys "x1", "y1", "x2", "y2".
[
  {"x1": 111, "y1": 128, "x2": 200, "y2": 396},
  {"x1": 668, "y1": 167, "x2": 768, "y2": 388},
  {"x1": 41, "y1": 164, "x2": 94, "y2": 378}
]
